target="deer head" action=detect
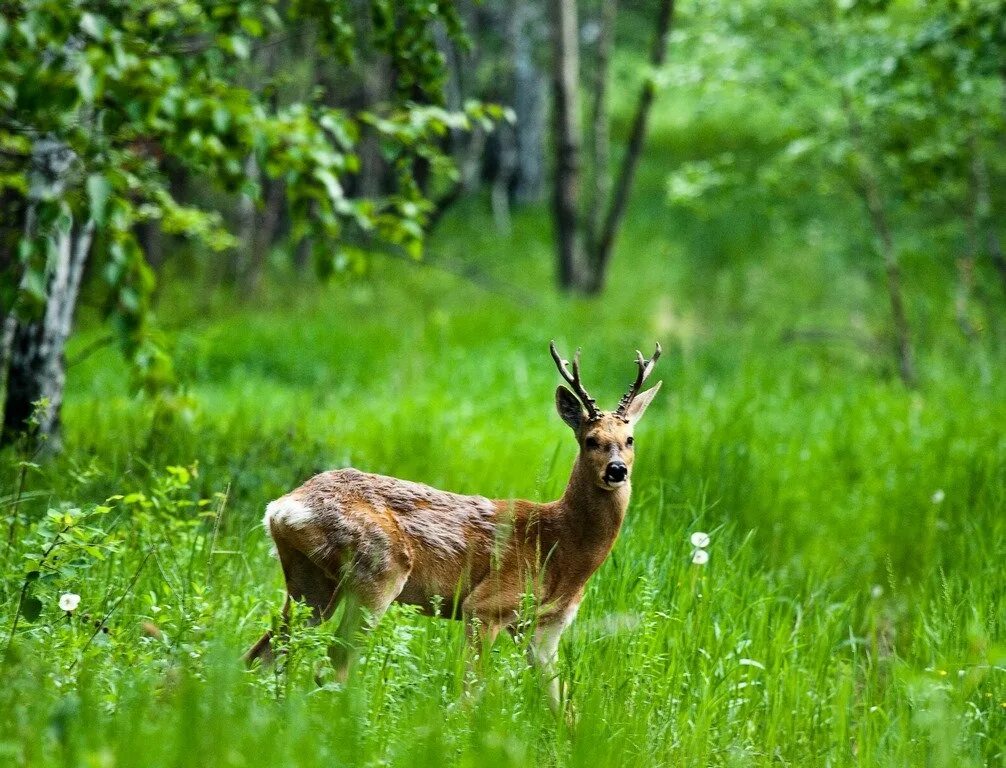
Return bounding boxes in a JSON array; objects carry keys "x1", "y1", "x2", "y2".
[{"x1": 550, "y1": 341, "x2": 662, "y2": 490}]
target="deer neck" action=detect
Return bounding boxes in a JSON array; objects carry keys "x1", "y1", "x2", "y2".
[{"x1": 558, "y1": 455, "x2": 631, "y2": 547}]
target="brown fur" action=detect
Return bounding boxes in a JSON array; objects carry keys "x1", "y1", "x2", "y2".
[{"x1": 245, "y1": 358, "x2": 661, "y2": 712}]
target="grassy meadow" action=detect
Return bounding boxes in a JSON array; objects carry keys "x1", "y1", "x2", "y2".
[{"x1": 3, "y1": 60, "x2": 1006, "y2": 768}]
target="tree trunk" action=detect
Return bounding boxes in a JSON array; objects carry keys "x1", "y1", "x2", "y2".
[
  {"x1": 586, "y1": 0, "x2": 616, "y2": 252},
  {"x1": 231, "y1": 153, "x2": 259, "y2": 290},
  {"x1": 423, "y1": 11, "x2": 484, "y2": 233},
  {"x1": 0, "y1": 188, "x2": 26, "y2": 403},
  {"x1": 843, "y1": 96, "x2": 915, "y2": 387},
  {"x1": 955, "y1": 147, "x2": 983, "y2": 340},
  {"x1": 3, "y1": 218, "x2": 95, "y2": 449},
  {"x1": 358, "y1": 6, "x2": 391, "y2": 201},
  {"x1": 511, "y1": 0, "x2": 547, "y2": 204},
  {"x1": 859, "y1": 173, "x2": 916, "y2": 387},
  {"x1": 2, "y1": 147, "x2": 94, "y2": 447},
  {"x1": 588, "y1": 0, "x2": 675, "y2": 292},
  {"x1": 255, "y1": 176, "x2": 286, "y2": 271},
  {"x1": 549, "y1": 0, "x2": 588, "y2": 289},
  {"x1": 490, "y1": 118, "x2": 516, "y2": 233},
  {"x1": 2, "y1": 138, "x2": 95, "y2": 449},
  {"x1": 136, "y1": 218, "x2": 164, "y2": 271},
  {"x1": 955, "y1": 256, "x2": 978, "y2": 341},
  {"x1": 293, "y1": 236, "x2": 311, "y2": 273},
  {"x1": 971, "y1": 146, "x2": 1006, "y2": 298},
  {"x1": 238, "y1": 173, "x2": 285, "y2": 294}
]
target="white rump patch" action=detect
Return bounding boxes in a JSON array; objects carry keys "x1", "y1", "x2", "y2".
[{"x1": 263, "y1": 497, "x2": 314, "y2": 532}]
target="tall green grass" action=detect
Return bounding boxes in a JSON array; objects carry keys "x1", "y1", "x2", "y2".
[{"x1": 2, "y1": 71, "x2": 1005, "y2": 768}]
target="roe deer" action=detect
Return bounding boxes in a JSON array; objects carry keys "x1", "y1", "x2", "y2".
[{"x1": 245, "y1": 341, "x2": 662, "y2": 710}]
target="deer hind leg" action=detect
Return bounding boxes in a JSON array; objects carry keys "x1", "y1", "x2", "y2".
[
  {"x1": 326, "y1": 551, "x2": 411, "y2": 682},
  {"x1": 244, "y1": 498, "x2": 341, "y2": 666}
]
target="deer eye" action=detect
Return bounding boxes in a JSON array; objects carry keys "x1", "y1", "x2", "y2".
[
  {"x1": 584, "y1": 437, "x2": 600, "y2": 450},
  {"x1": 626, "y1": 436, "x2": 634, "y2": 447}
]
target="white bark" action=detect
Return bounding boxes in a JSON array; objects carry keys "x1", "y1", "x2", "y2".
[
  {"x1": 2, "y1": 137, "x2": 93, "y2": 448},
  {"x1": 511, "y1": 0, "x2": 547, "y2": 203},
  {"x1": 550, "y1": 0, "x2": 587, "y2": 289}
]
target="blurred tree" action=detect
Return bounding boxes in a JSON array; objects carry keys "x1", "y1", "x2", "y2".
[
  {"x1": 424, "y1": 0, "x2": 540, "y2": 234},
  {"x1": 0, "y1": 0, "x2": 497, "y2": 450},
  {"x1": 909, "y1": 0, "x2": 1006, "y2": 301},
  {"x1": 510, "y1": 0, "x2": 548, "y2": 205},
  {"x1": 549, "y1": 0, "x2": 675, "y2": 293},
  {"x1": 665, "y1": 0, "x2": 1005, "y2": 386}
]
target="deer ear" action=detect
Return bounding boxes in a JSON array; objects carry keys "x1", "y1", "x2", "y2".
[
  {"x1": 555, "y1": 386, "x2": 584, "y2": 431},
  {"x1": 624, "y1": 381, "x2": 662, "y2": 425}
]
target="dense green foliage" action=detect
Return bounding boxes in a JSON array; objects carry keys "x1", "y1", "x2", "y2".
[
  {"x1": 0, "y1": 0, "x2": 491, "y2": 390},
  {"x1": 2, "y1": 1, "x2": 1005, "y2": 766}
]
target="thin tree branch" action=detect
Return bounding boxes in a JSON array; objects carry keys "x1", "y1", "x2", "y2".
[
  {"x1": 592, "y1": 0, "x2": 675, "y2": 290},
  {"x1": 373, "y1": 243, "x2": 539, "y2": 308},
  {"x1": 780, "y1": 328, "x2": 883, "y2": 354},
  {"x1": 423, "y1": 181, "x2": 465, "y2": 235},
  {"x1": 970, "y1": 137, "x2": 1006, "y2": 298}
]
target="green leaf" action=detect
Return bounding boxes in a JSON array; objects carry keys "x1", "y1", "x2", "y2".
[
  {"x1": 80, "y1": 13, "x2": 108, "y2": 41},
  {"x1": 239, "y1": 16, "x2": 263, "y2": 37},
  {"x1": 87, "y1": 174, "x2": 111, "y2": 225},
  {"x1": 21, "y1": 595, "x2": 42, "y2": 623},
  {"x1": 211, "y1": 107, "x2": 230, "y2": 134},
  {"x1": 22, "y1": 268, "x2": 47, "y2": 305},
  {"x1": 229, "y1": 35, "x2": 250, "y2": 59},
  {"x1": 166, "y1": 465, "x2": 190, "y2": 484}
]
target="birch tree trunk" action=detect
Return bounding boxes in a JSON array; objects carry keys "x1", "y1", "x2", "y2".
[
  {"x1": 511, "y1": 0, "x2": 547, "y2": 204},
  {"x1": 547, "y1": 0, "x2": 675, "y2": 292},
  {"x1": 586, "y1": 0, "x2": 616, "y2": 252},
  {"x1": 359, "y1": 45, "x2": 390, "y2": 200},
  {"x1": 233, "y1": 153, "x2": 258, "y2": 287},
  {"x1": 1, "y1": 138, "x2": 94, "y2": 449},
  {"x1": 424, "y1": 4, "x2": 486, "y2": 233},
  {"x1": 550, "y1": 0, "x2": 587, "y2": 290}
]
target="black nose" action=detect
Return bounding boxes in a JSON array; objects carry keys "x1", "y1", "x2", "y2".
[{"x1": 605, "y1": 462, "x2": 627, "y2": 483}]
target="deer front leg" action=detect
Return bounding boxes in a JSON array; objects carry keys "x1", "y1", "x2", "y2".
[
  {"x1": 528, "y1": 602, "x2": 580, "y2": 717},
  {"x1": 464, "y1": 615, "x2": 502, "y2": 674},
  {"x1": 461, "y1": 575, "x2": 518, "y2": 656},
  {"x1": 459, "y1": 579, "x2": 516, "y2": 696}
]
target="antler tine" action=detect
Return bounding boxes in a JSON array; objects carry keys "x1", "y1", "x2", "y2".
[
  {"x1": 615, "y1": 342, "x2": 662, "y2": 417},
  {"x1": 549, "y1": 340, "x2": 601, "y2": 420}
]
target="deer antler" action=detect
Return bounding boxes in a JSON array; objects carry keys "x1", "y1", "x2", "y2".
[
  {"x1": 615, "y1": 343, "x2": 662, "y2": 419},
  {"x1": 549, "y1": 341, "x2": 601, "y2": 421}
]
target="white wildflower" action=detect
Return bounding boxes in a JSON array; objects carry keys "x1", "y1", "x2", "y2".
[
  {"x1": 870, "y1": 585, "x2": 884, "y2": 599},
  {"x1": 690, "y1": 531, "x2": 710, "y2": 548},
  {"x1": 58, "y1": 593, "x2": 81, "y2": 613},
  {"x1": 931, "y1": 489, "x2": 945, "y2": 504},
  {"x1": 691, "y1": 548, "x2": 709, "y2": 566}
]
